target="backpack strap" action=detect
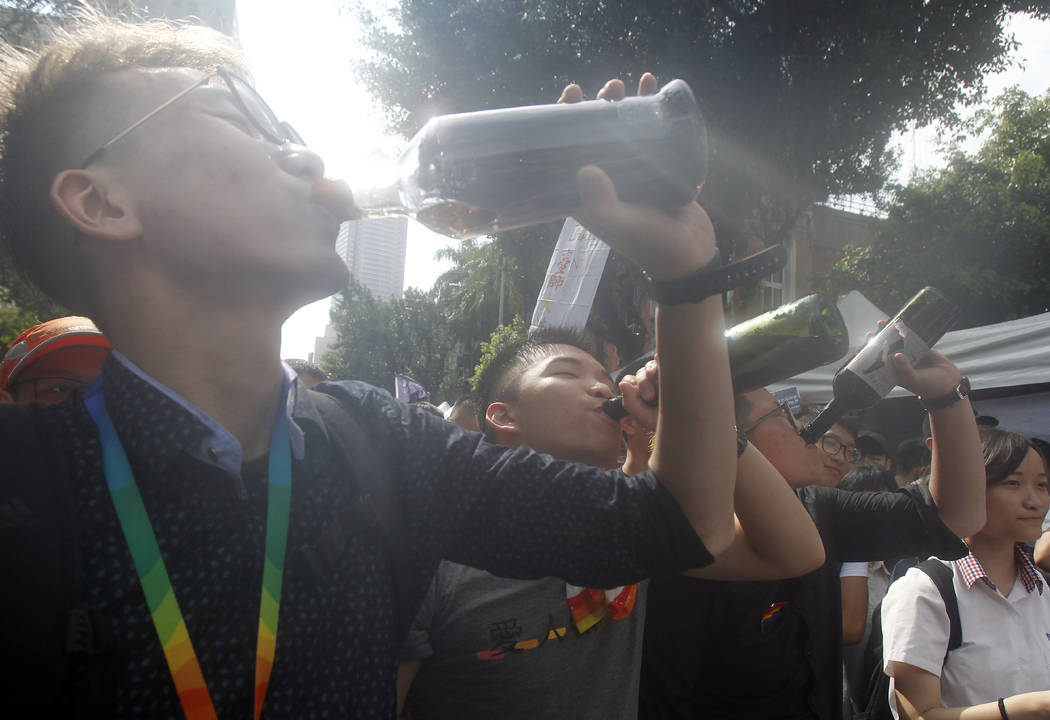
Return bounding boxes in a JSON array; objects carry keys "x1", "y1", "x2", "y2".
[
  {"x1": 302, "y1": 387, "x2": 414, "y2": 639},
  {"x1": 916, "y1": 558, "x2": 962, "y2": 659}
]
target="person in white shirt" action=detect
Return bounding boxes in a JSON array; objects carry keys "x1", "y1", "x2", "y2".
[{"x1": 881, "y1": 427, "x2": 1050, "y2": 720}]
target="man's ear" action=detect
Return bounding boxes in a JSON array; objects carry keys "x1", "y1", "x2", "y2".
[
  {"x1": 50, "y1": 169, "x2": 142, "y2": 243},
  {"x1": 485, "y1": 401, "x2": 519, "y2": 436}
]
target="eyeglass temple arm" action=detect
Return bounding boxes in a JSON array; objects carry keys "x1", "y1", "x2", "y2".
[{"x1": 80, "y1": 74, "x2": 213, "y2": 169}]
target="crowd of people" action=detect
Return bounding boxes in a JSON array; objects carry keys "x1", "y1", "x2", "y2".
[{"x1": 0, "y1": 11, "x2": 1047, "y2": 720}]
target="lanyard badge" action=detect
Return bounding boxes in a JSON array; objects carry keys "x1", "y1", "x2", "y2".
[{"x1": 85, "y1": 386, "x2": 292, "y2": 720}]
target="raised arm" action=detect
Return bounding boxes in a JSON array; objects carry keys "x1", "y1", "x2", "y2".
[
  {"x1": 572, "y1": 74, "x2": 737, "y2": 555},
  {"x1": 680, "y1": 445, "x2": 824, "y2": 580},
  {"x1": 894, "y1": 351, "x2": 985, "y2": 538}
]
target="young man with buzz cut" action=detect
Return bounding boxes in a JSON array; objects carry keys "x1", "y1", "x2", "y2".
[
  {"x1": 397, "y1": 329, "x2": 825, "y2": 719},
  {"x1": 0, "y1": 12, "x2": 797, "y2": 717}
]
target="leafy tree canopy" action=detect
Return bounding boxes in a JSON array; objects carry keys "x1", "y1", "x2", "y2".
[
  {"x1": 814, "y1": 87, "x2": 1050, "y2": 328},
  {"x1": 355, "y1": 0, "x2": 1050, "y2": 249},
  {"x1": 324, "y1": 278, "x2": 459, "y2": 398},
  {"x1": 468, "y1": 315, "x2": 526, "y2": 392}
]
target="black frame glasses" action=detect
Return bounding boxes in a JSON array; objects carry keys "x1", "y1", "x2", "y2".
[
  {"x1": 79, "y1": 66, "x2": 303, "y2": 169},
  {"x1": 818, "y1": 434, "x2": 862, "y2": 463},
  {"x1": 742, "y1": 400, "x2": 799, "y2": 435}
]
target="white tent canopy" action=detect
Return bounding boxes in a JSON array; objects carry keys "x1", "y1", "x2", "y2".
[{"x1": 768, "y1": 292, "x2": 1050, "y2": 440}]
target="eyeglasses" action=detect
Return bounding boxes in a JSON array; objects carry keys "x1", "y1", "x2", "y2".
[
  {"x1": 742, "y1": 401, "x2": 799, "y2": 435},
  {"x1": 819, "y1": 434, "x2": 862, "y2": 463},
  {"x1": 9, "y1": 376, "x2": 87, "y2": 404},
  {"x1": 79, "y1": 66, "x2": 304, "y2": 169}
]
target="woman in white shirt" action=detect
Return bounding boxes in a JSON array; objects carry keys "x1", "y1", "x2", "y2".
[{"x1": 881, "y1": 427, "x2": 1050, "y2": 720}]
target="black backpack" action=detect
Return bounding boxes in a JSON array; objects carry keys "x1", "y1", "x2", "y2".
[
  {"x1": 0, "y1": 385, "x2": 409, "y2": 715},
  {"x1": 850, "y1": 559, "x2": 962, "y2": 720}
]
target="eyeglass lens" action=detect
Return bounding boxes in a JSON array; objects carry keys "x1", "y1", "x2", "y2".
[
  {"x1": 225, "y1": 71, "x2": 304, "y2": 146},
  {"x1": 821, "y1": 435, "x2": 860, "y2": 462}
]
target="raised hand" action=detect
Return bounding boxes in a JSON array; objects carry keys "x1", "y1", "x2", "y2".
[{"x1": 558, "y1": 73, "x2": 718, "y2": 281}]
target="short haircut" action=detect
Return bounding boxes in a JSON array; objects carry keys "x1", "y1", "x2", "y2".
[
  {"x1": 831, "y1": 418, "x2": 859, "y2": 444},
  {"x1": 412, "y1": 401, "x2": 444, "y2": 418},
  {"x1": 839, "y1": 465, "x2": 897, "y2": 494},
  {"x1": 896, "y1": 438, "x2": 931, "y2": 475},
  {"x1": 0, "y1": 10, "x2": 246, "y2": 312},
  {"x1": 473, "y1": 326, "x2": 588, "y2": 439},
  {"x1": 980, "y1": 426, "x2": 1035, "y2": 486},
  {"x1": 448, "y1": 394, "x2": 478, "y2": 428},
  {"x1": 1030, "y1": 437, "x2": 1050, "y2": 470},
  {"x1": 284, "y1": 358, "x2": 327, "y2": 383}
]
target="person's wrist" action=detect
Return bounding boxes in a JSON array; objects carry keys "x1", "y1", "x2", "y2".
[
  {"x1": 642, "y1": 245, "x2": 719, "y2": 283},
  {"x1": 646, "y1": 245, "x2": 788, "y2": 307},
  {"x1": 920, "y1": 376, "x2": 969, "y2": 412}
]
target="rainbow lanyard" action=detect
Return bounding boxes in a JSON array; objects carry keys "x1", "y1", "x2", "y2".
[{"x1": 84, "y1": 386, "x2": 292, "y2": 720}]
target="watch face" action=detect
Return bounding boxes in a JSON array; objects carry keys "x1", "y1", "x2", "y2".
[{"x1": 958, "y1": 376, "x2": 971, "y2": 398}]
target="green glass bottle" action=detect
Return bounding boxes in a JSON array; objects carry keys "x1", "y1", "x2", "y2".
[
  {"x1": 799, "y1": 287, "x2": 960, "y2": 444},
  {"x1": 603, "y1": 293, "x2": 850, "y2": 420}
]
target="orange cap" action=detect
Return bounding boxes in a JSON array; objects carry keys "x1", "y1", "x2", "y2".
[{"x1": 1, "y1": 316, "x2": 113, "y2": 390}]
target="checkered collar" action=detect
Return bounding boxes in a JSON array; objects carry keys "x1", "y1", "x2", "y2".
[{"x1": 953, "y1": 543, "x2": 1045, "y2": 595}]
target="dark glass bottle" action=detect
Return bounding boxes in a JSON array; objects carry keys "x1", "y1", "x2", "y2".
[
  {"x1": 349, "y1": 79, "x2": 707, "y2": 238},
  {"x1": 799, "y1": 287, "x2": 960, "y2": 444},
  {"x1": 602, "y1": 293, "x2": 850, "y2": 420}
]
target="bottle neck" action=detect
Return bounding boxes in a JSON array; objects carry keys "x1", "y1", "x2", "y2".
[
  {"x1": 348, "y1": 180, "x2": 406, "y2": 218},
  {"x1": 799, "y1": 396, "x2": 847, "y2": 445}
]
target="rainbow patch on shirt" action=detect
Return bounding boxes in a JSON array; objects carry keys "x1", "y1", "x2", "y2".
[{"x1": 761, "y1": 602, "x2": 788, "y2": 631}]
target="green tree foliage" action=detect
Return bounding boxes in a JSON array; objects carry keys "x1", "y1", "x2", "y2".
[
  {"x1": 355, "y1": 0, "x2": 1049, "y2": 250},
  {"x1": 815, "y1": 88, "x2": 1050, "y2": 328},
  {"x1": 468, "y1": 315, "x2": 526, "y2": 392},
  {"x1": 352, "y1": 0, "x2": 1049, "y2": 350},
  {"x1": 324, "y1": 278, "x2": 459, "y2": 397}
]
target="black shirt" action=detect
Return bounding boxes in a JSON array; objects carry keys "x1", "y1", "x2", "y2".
[
  {"x1": 639, "y1": 484, "x2": 967, "y2": 720},
  {"x1": 2, "y1": 355, "x2": 713, "y2": 718}
]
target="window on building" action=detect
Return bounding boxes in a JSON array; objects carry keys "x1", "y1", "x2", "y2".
[{"x1": 760, "y1": 269, "x2": 784, "y2": 311}]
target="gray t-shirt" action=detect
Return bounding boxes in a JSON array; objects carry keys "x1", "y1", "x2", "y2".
[{"x1": 402, "y1": 560, "x2": 649, "y2": 719}]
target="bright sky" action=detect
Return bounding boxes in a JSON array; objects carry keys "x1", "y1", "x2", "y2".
[{"x1": 234, "y1": 1, "x2": 1050, "y2": 360}]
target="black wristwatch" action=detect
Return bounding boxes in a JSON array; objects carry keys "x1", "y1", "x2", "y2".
[
  {"x1": 645, "y1": 245, "x2": 788, "y2": 306},
  {"x1": 921, "y1": 376, "x2": 971, "y2": 411}
]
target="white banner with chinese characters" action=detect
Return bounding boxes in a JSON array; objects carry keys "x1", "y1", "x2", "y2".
[{"x1": 529, "y1": 218, "x2": 611, "y2": 333}]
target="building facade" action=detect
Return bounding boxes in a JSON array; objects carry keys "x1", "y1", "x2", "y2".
[
  {"x1": 313, "y1": 217, "x2": 409, "y2": 363},
  {"x1": 731, "y1": 202, "x2": 880, "y2": 320},
  {"x1": 335, "y1": 217, "x2": 409, "y2": 301}
]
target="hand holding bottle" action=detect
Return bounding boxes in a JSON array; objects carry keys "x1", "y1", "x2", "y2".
[
  {"x1": 616, "y1": 357, "x2": 661, "y2": 431},
  {"x1": 561, "y1": 73, "x2": 718, "y2": 281},
  {"x1": 886, "y1": 349, "x2": 962, "y2": 402},
  {"x1": 858, "y1": 318, "x2": 962, "y2": 402}
]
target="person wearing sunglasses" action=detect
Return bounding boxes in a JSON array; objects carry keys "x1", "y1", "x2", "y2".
[
  {"x1": 641, "y1": 357, "x2": 986, "y2": 720},
  {"x1": 0, "y1": 12, "x2": 758, "y2": 719}
]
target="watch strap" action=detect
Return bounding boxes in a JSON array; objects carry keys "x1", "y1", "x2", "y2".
[
  {"x1": 646, "y1": 245, "x2": 788, "y2": 306},
  {"x1": 921, "y1": 376, "x2": 971, "y2": 411}
]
